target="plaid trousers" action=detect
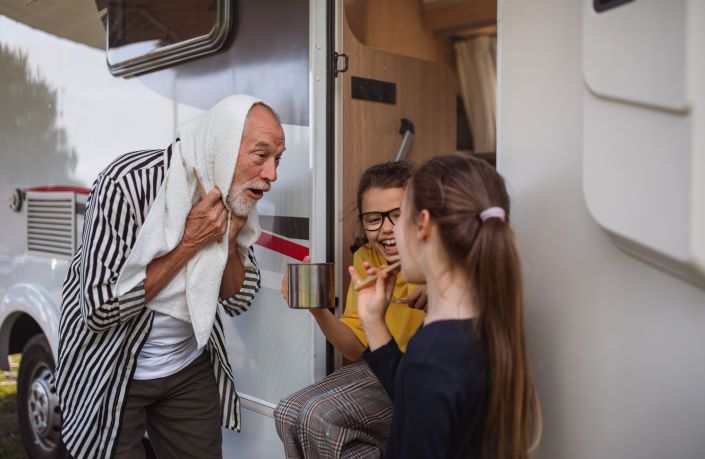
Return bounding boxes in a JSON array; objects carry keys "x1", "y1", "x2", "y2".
[{"x1": 274, "y1": 361, "x2": 393, "y2": 458}]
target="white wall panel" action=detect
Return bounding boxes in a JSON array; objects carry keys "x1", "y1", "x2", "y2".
[{"x1": 498, "y1": 1, "x2": 705, "y2": 457}]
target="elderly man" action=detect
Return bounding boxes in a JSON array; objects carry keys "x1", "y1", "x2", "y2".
[{"x1": 56, "y1": 96, "x2": 285, "y2": 459}]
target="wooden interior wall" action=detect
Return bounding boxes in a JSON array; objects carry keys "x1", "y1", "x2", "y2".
[
  {"x1": 341, "y1": 8, "x2": 458, "y2": 297},
  {"x1": 343, "y1": 0, "x2": 454, "y2": 68},
  {"x1": 422, "y1": 0, "x2": 496, "y2": 35}
]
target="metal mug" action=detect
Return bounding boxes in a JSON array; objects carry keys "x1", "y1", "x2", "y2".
[{"x1": 287, "y1": 262, "x2": 335, "y2": 309}]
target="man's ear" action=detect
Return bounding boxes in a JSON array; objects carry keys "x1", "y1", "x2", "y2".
[{"x1": 417, "y1": 209, "x2": 432, "y2": 241}]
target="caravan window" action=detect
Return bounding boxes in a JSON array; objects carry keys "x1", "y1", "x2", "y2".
[{"x1": 105, "y1": 0, "x2": 232, "y2": 77}]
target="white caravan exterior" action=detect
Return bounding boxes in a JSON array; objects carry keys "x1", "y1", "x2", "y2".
[
  {"x1": 499, "y1": 0, "x2": 705, "y2": 458},
  {"x1": 1, "y1": 0, "x2": 705, "y2": 458}
]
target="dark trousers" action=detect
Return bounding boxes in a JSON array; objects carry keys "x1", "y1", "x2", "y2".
[{"x1": 115, "y1": 351, "x2": 222, "y2": 459}]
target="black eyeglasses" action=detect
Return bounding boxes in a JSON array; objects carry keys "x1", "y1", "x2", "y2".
[{"x1": 359, "y1": 207, "x2": 401, "y2": 231}]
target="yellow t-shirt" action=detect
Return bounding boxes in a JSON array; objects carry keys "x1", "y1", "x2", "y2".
[{"x1": 340, "y1": 244, "x2": 426, "y2": 352}]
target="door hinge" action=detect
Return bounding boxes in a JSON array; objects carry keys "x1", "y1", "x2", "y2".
[{"x1": 333, "y1": 52, "x2": 348, "y2": 78}]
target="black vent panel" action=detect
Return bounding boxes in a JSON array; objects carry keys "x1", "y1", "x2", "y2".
[{"x1": 26, "y1": 192, "x2": 76, "y2": 258}]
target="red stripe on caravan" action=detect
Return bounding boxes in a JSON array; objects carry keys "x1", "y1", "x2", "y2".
[
  {"x1": 256, "y1": 231, "x2": 310, "y2": 261},
  {"x1": 26, "y1": 186, "x2": 309, "y2": 259},
  {"x1": 25, "y1": 185, "x2": 310, "y2": 259},
  {"x1": 26, "y1": 186, "x2": 91, "y2": 195}
]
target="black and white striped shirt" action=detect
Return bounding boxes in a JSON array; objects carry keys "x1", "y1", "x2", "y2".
[{"x1": 57, "y1": 148, "x2": 260, "y2": 459}]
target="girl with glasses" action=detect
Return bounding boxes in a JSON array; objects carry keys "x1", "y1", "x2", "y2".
[{"x1": 275, "y1": 161, "x2": 428, "y2": 458}]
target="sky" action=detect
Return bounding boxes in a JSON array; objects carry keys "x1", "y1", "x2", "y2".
[{"x1": 0, "y1": 15, "x2": 203, "y2": 185}]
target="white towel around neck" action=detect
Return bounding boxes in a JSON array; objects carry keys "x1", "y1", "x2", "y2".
[{"x1": 115, "y1": 95, "x2": 266, "y2": 349}]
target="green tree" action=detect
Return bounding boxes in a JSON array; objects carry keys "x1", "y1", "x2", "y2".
[{"x1": 0, "y1": 44, "x2": 77, "y2": 186}]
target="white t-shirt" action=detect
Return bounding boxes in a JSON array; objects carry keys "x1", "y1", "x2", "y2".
[{"x1": 134, "y1": 312, "x2": 203, "y2": 380}]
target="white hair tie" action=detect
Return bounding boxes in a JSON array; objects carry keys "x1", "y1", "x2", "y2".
[{"x1": 479, "y1": 206, "x2": 506, "y2": 223}]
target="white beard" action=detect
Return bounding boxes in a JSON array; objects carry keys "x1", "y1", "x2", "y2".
[
  {"x1": 226, "y1": 185, "x2": 256, "y2": 217},
  {"x1": 226, "y1": 178, "x2": 269, "y2": 216}
]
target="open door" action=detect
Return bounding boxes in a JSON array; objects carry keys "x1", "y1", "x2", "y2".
[{"x1": 337, "y1": 0, "x2": 488, "y2": 320}]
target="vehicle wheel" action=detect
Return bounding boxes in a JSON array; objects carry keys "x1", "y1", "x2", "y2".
[{"x1": 17, "y1": 334, "x2": 68, "y2": 459}]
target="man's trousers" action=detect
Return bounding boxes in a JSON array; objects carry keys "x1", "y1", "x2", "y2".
[{"x1": 114, "y1": 351, "x2": 222, "y2": 458}]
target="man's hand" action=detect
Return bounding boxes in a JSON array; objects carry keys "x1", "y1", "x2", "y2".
[
  {"x1": 146, "y1": 188, "x2": 227, "y2": 304},
  {"x1": 181, "y1": 188, "x2": 227, "y2": 251}
]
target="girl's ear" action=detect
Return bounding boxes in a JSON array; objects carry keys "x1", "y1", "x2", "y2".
[{"x1": 417, "y1": 209, "x2": 432, "y2": 241}]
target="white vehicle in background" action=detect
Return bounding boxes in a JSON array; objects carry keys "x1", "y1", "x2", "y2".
[{"x1": 1, "y1": 0, "x2": 704, "y2": 458}]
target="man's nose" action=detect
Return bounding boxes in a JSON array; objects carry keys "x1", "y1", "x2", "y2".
[{"x1": 261, "y1": 158, "x2": 277, "y2": 182}]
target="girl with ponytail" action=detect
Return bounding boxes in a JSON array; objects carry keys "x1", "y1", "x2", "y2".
[{"x1": 353, "y1": 153, "x2": 542, "y2": 458}]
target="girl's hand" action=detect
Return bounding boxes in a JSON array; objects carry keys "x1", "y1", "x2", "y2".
[
  {"x1": 405, "y1": 285, "x2": 428, "y2": 312},
  {"x1": 348, "y1": 261, "x2": 395, "y2": 323},
  {"x1": 281, "y1": 256, "x2": 311, "y2": 302}
]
